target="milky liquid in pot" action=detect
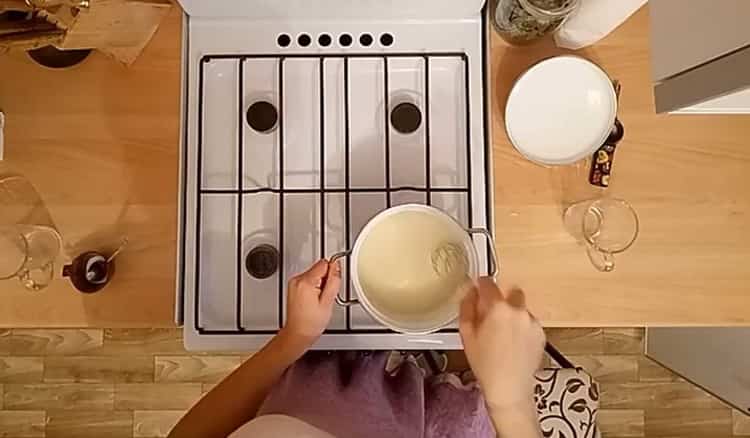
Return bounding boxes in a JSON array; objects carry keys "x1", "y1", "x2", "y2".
[{"x1": 357, "y1": 210, "x2": 469, "y2": 322}]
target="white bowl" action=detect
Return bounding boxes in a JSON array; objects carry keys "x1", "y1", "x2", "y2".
[{"x1": 505, "y1": 56, "x2": 618, "y2": 166}]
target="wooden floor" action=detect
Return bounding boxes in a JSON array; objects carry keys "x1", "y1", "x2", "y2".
[{"x1": 0, "y1": 327, "x2": 746, "y2": 437}]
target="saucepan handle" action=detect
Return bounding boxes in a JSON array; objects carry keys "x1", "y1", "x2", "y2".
[
  {"x1": 329, "y1": 250, "x2": 360, "y2": 307},
  {"x1": 466, "y1": 228, "x2": 499, "y2": 278}
]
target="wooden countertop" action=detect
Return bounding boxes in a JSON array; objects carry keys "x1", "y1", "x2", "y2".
[
  {"x1": 0, "y1": 6, "x2": 748, "y2": 327},
  {"x1": 491, "y1": 8, "x2": 750, "y2": 326},
  {"x1": 0, "y1": 8, "x2": 182, "y2": 327}
]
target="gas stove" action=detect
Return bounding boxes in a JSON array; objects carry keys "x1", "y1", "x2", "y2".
[{"x1": 176, "y1": 0, "x2": 494, "y2": 351}]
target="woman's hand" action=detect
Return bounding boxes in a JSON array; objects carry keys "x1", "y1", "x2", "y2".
[
  {"x1": 281, "y1": 259, "x2": 342, "y2": 349},
  {"x1": 459, "y1": 278, "x2": 545, "y2": 422},
  {"x1": 170, "y1": 259, "x2": 341, "y2": 438}
]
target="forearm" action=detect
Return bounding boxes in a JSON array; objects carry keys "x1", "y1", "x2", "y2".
[
  {"x1": 168, "y1": 331, "x2": 311, "y2": 438},
  {"x1": 488, "y1": 400, "x2": 542, "y2": 438}
]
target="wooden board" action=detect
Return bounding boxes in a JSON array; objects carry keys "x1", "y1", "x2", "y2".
[
  {"x1": 0, "y1": 5, "x2": 748, "y2": 327},
  {"x1": 0, "y1": 326, "x2": 746, "y2": 437},
  {"x1": 59, "y1": 0, "x2": 172, "y2": 65},
  {"x1": 0, "y1": 7, "x2": 181, "y2": 327},
  {"x1": 490, "y1": 6, "x2": 750, "y2": 326}
]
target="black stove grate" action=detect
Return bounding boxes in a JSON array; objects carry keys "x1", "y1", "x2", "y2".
[{"x1": 193, "y1": 52, "x2": 489, "y2": 335}]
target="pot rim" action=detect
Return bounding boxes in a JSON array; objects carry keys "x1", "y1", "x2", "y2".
[{"x1": 349, "y1": 204, "x2": 479, "y2": 335}]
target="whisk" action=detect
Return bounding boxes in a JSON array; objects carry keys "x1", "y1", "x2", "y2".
[
  {"x1": 431, "y1": 242, "x2": 470, "y2": 279},
  {"x1": 433, "y1": 240, "x2": 566, "y2": 366}
]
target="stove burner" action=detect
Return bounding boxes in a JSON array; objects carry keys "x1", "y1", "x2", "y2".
[
  {"x1": 246, "y1": 101, "x2": 278, "y2": 133},
  {"x1": 190, "y1": 51, "x2": 486, "y2": 340},
  {"x1": 245, "y1": 244, "x2": 279, "y2": 279},
  {"x1": 390, "y1": 102, "x2": 422, "y2": 134}
]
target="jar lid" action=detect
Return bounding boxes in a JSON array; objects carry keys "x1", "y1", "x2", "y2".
[{"x1": 504, "y1": 56, "x2": 617, "y2": 166}]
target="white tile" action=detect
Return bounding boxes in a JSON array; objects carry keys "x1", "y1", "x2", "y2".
[
  {"x1": 349, "y1": 58, "x2": 386, "y2": 188},
  {"x1": 431, "y1": 192, "x2": 469, "y2": 228},
  {"x1": 388, "y1": 57, "x2": 427, "y2": 188},
  {"x1": 283, "y1": 58, "x2": 321, "y2": 189},
  {"x1": 391, "y1": 190, "x2": 426, "y2": 207},
  {"x1": 240, "y1": 193, "x2": 281, "y2": 330},
  {"x1": 242, "y1": 58, "x2": 280, "y2": 189},
  {"x1": 429, "y1": 57, "x2": 468, "y2": 189},
  {"x1": 323, "y1": 58, "x2": 347, "y2": 189},
  {"x1": 198, "y1": 194, "x2": 238, "y2": 330},
  {"x1": 202, "y1": 59, "x2": 239, "y2": 189}
]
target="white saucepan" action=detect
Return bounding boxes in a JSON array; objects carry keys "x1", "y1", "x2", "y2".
[
  {"x1": 505, "y1": 55, "x2": 619, "y2": 166},
  {"x1": 331, "y1": 204, "x2": 497, "y2": 335}
]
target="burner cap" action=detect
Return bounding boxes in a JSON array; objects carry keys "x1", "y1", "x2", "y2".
[
  {"x1": 246, "y1": 244, "x2": 279, "y2": 279},
  {"x1": 390, "y1": 102, "x2": 422, "y2": 134},
  {"x1": 246, "y1": 101, "x2": 278, "y2": 133}
]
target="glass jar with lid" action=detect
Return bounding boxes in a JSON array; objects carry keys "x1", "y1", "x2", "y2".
[{"x1": 493, "y1": 0, "x2": 580, "y2": 45}]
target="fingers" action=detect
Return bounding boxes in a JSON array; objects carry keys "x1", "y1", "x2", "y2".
[
  {"x1": 320, "y1": 260, "x2": 342, "y2": 305},
  {"x1": 476, "y1": 276, "x2": 503, "y2": 310},
  {"x1": 476, "y1": 277, "x2": 501, "y2": 299},
  {"x1": 477, "y1": 277, "x2": 529, "y2": 309},
  {"x1": 535, "y1": 322, "x2": 547, "y2": 350},
  {"x1": 299, "y1": 259, "x2": 328, "y2": 285},
  {"x1": 459, "y1": 285, "x2": 478, "y2": 333}
]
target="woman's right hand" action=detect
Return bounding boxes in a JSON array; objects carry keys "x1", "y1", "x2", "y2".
[{"x1": 459, "y1": 277, "x2": 546, "y2": 416}]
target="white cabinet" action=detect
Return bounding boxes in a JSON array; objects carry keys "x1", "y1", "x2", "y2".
[{"x1": 649, "y1": 0, "x2": 750, "y2": 113}]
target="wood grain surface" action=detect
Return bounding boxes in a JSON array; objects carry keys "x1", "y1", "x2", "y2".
[
  {"x1": 597, "y1": 409, "x2": 645, "y2": 437},
  {"x1": 3, "y1": 383, "x2": 114, "y2": 410},
  {"x1": 46, "y1": 410, "x2": 133, "y2": 438},
  {"x1": 735, "y1": 410, "x2": 750, "y2": 436},
  {"x1": 133, "y1": 410, "x2": 184, "y2": 437},
  {"x1": 0, "y1": 4, "x2": 748, "y2": 327},
  {"x1": 0, "y1": 410, "x2": 46, "y2": 437},
  {"x1": 154, "y1": 355, "x2": 242, "y2": 383},
  {"x1": 44, "y1": 356, "x2": 153, "y2": 383},
  {"x1": 114, "y1": 383, "x2": 202, "y2": 411},
  {"x1": 490, "y1": 7, "x2": 750, "y2": 326},
  {"x1": 0, "y1": 327, "x2": 744, "y2": 437},
  {"x1": 645, "y1": 409, "x2": 733, "y2": 437},
  {"x1": 0, "y1": 7, "x2": 181, "y2": 327}
]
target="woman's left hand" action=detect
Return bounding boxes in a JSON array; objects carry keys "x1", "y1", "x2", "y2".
[
  {"x1": 171, "y1": 259, "x2": 342, "y2": 438},
  {"x1": 281, "y1": 259, "x2": 342, "y2": 348}
]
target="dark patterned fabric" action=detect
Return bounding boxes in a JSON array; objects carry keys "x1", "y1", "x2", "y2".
[{"x1": 534, "y1": 368, "x2": 601, "y2": 438}]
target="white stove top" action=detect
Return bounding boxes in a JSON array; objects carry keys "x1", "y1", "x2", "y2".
[{"x1": 176, "y1": 0, "x2": 494, "y2": 351}]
